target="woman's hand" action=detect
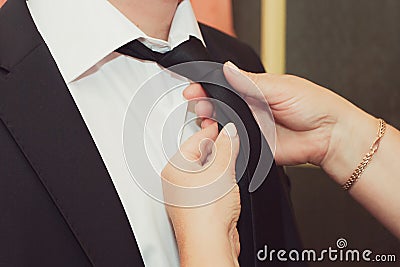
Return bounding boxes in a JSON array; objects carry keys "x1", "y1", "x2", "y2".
[
  {"x1": 184, "y1": 62, "x2": 400, "y2": 238},
  {"x1": 184, "y1": 62, "x2": 377, "y2": 184},
  {"x1": 161, "y1": 123, "x2": 241, "y2": 267}
]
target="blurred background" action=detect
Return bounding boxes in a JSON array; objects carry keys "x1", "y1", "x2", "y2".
[
  {"x1": 2, "y1": 0, "x2": 396, "y2": 265},
  {"x1": 193, "y1": 0, "x2": 399, "y2": 266}
]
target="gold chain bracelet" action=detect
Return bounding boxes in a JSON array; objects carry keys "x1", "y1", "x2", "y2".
[{"x1": 342, "y1": 119, "x2": 387, "y2": 191}]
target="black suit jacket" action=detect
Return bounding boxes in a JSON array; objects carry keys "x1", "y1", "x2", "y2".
[{"x1": 0, "y1": 0, "x2": 304, "y2": 266}]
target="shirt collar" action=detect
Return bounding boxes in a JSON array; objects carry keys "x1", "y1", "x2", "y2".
[{"x1": 26, "y1": 0, "x2": 204, "y2": 83}]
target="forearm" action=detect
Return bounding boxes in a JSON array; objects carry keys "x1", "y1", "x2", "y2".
[
  {"x1": 322, "y1": 104, "x2": 400, "y2": 238},
  {"x1": 350, "y1": 123, "x2": 400, "y2": 237}
]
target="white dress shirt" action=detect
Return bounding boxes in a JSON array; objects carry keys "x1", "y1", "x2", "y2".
[{"x1": 26, "y1": 0, "x2": 203, "y2": 266}]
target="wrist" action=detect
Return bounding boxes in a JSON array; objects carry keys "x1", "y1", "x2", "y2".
[
  {"x1": 176, "y1": 226, "x2": 234, "y2": 267},
  {"x1": 175, "y1": 221, "x2": 230, "y2": 250},
  {"x1": 321, "y1": 102, "x2": 378, "y2": 185}
]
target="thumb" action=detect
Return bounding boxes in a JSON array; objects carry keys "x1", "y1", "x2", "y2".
[
  {"x1": 223, "y1": 61, "x2": 271, "y2": 101},
  {"x1": 213, "y1": 123, "x2": 240, "y2": 172},
  {"x1": 177, "y1": 122, "x2": 218, "y2": 164}
]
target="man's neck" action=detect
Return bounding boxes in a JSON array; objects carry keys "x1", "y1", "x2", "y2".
[{"x1": 108, "y1": 0, "x2": 180, "y2": 41}]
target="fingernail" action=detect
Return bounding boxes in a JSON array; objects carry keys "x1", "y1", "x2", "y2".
[
  {"x1": 222, "y1": 123, "x2": 237, "y2": 137},
  {"x1": 225, "y1": 61, "x2": 240, "y2": 75}
]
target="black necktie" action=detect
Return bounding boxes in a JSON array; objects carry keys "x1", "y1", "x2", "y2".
[
  {"x1": 116, "y1": 35, "x2": 306, "y2": 267},
  {"x1": 116, "y1": 36, "x2": 273, "y2": 192}
]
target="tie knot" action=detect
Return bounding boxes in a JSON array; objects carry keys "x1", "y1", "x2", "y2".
[{"x1": 116, "y1": 36, "x2": 210, "y2": 68}]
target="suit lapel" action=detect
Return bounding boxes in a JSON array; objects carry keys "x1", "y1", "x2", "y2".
[{"x1": 0, "y1": 1, "x2": 144, "y2": 266}]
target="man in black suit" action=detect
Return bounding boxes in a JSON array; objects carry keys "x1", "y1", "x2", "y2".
[{"x1": 0, "y1": 0, "x2": 303, "y2": 266}]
